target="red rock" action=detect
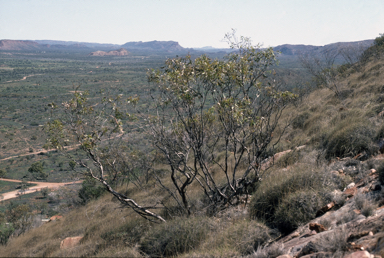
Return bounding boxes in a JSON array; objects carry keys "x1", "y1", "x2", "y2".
[
  {"x1": 309, "y1": 223, "x2": 327, "y2": 233},
  {"x1": 344, "y1": 186, "x2": 357, "y2": 197},
  {"x1": 49, "y1": 215, "x2": 63, "y2": 221},
  {"x1": 60, "y1": 236, "x2": 83, "y2": 249},
  {"x1": 316, "y1": 201, "x2": 335, "y2": 217}
]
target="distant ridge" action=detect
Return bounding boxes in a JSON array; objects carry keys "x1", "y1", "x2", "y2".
[
  {"x1": 121, "y1": 40, "x2": 188, "y2": 52},
  {"x1": 0, "y1": 39, "x2": 375, "y2": 55},
  {"x1": 0, "y1": 39, "x2": 189, "y2": 53},
  {"x1": 0, "y1": 40, "x2": 43, "y2": 50},
  {"x1": 273, "y1": 39, "x2": 374, "y2": 56}
]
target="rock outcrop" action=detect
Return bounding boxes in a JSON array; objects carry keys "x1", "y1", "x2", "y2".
[
  {"x1": 89, "y1": 48, "x2": 129, "y2": 56},
  {"x1": 60, "y1": 236, "x2": 83, "y2": 249}
]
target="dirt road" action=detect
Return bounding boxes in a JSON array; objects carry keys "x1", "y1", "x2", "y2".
[{"x1": 0, "y1": 178, "x2": 82, "y2": 202}]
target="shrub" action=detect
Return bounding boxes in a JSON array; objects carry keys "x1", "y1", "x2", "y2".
[
  {"x1": 248, "y1": 243, "x2": 285, "y2": 258},
  {"x1": 250, "y1": 165, "x2": 343, "y2": 232},
  {"x1": 322, "y1": 122, "x2": 377, "y2": 160},
  {"x1": 222, "y1": 221, "x2": 275, "y2": 255},
  {"x1": 140, "y1": 216, "x2": 216, "y2": 257},
  {"x1": 0, "y1": 223, "x2": 14, "y2": 245},
  {"x1": 315, "y1": 226, "x2": 350, "y2": 255},
  {"x1": 354, "y1": 192, "x2": 376, "y2": 217},
  {"x1": 336, "y1": 210, "x2": 358, "y2": 226},
  {"x1": 274, "y1": 190, "x2": 331, "y2": 233},
  {"x1": 78, "y1": 178, "x2": 106, "y2": 205}
]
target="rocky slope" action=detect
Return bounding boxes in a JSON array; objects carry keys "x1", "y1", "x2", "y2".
[{"x1": 266, "y1": 157, "x2": 384, "y2": 258}]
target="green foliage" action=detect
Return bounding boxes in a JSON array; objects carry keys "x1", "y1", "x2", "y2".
[
  {"x1": 68, "y1": 160, "x2": 76, "y2": 170},
  {"x1": 78, "y1": 177, "x2": 105, "y2": 205},
  {"x1": 41, "y1": 187, "x2": 49, "y2": 198},
  {"x1": 0, "y1": 223, "x2": 15, "y2": 245},
  {"x1": 149, "y1": 32, "x2": 296, "y2": 214},
  {"x1": 220, "y1": 220, "x2": 275, "y2": 255},
  {"x1": 28, "y1": 161, "x2": 48, "y2": 180},
  {"x1": 250, "y1": 165, "x2": 344, "y2": 234},
  {"x1": 274, "y1": 190, "x2": 330, "y2": 233},
  {"x1": 139, "y1": 216, "x2": 215, "y2": 257},
  {"x1": 5, "y1": 202, "x2": 32, "y2": 235},
  {"x1": 322, "y1": 122, "x2": 377, "y2": 160},
  {"x1": 0, "y1": 169, "x2": 6, "y2": 178}
]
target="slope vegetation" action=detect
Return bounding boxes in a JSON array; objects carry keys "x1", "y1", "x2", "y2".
[{"x1": 1, "y1": 39, "x2": 384, "y2": 257}]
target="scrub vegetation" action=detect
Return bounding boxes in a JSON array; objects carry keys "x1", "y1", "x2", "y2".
[{"x1": 1, "y1": 33, "x2": 384, "y2": 257}]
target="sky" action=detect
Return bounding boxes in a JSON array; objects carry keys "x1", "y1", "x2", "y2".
[{"x1": 0, "y1": 0, "x2": 383, "y2": 48}]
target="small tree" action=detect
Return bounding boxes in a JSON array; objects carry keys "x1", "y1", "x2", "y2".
[
  {"x1": 148, "y1": 31, "x2": 296, "y2": 214},
  {"x1": 41, "y1": 187, "x2": 49, "y2": 198},
  {"x1": 45, "y1": 89, "x2": 166, "y2": 222},
  {"x1": 69, "y1": 160, "x2": 76, "y2": 170},
  {"x1": 28, "y1": 161, "x2": 48, "y2": 180},
  {"x1": 45, "y1": 33, "x2": 295, "y2": 220},
  {"x1": 0, "y1": 169, "x2": 6, "y2": 178},
  {"x1": 6, "y1": 203, "x2": 32, "y2": 235}
]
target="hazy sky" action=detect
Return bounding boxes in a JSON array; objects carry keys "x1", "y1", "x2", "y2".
[{"x1": 0, "y1": 0, "x2": 383, "y2": 48}]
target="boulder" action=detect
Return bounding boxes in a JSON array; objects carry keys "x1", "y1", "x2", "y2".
[
  {"x1": 49, "y1": 215, "x2": 63, "y2": 222},
  {"x1": 60, "y1": 236, "x2": 83, "y2": 249},
  {"x1": 309, "y1": 223, "x2": 327, "y2": 233},
  {"x1": 316, "y1": 202, "x2": 335, "y2": 217},
  {"x1": 343, "y1": 251, "x2": 374, "y2": 258}
]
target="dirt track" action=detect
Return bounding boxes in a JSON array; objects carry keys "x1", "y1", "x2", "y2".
[{"x1": 0, "y1": 178, "x2": 82, "y2": 202}]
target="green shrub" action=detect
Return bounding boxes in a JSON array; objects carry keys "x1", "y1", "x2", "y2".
[
  {"x1": 140, "y1": 216, "x2": 216, "y2": 257},
  {"x1": 274, "y1": 190, "x2": 331, "y2": 233},
  {"x1": 222, "y1": 221, "x2": 275, "y2": 255},
  {"x1": 78, "y1": 178, "x2": 106, "y2": 205},
  {"x1": 250, "y1": 165, "x2": 344, "y2": 234},
  {"x1": 0, "y1": 223, "x2": 14, "y2": 245},
  {"x1": 322, "y1": 122, "x2": 377, "y2": 160}
]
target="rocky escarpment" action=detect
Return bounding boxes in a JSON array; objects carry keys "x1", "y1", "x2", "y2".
[
  {"x1": 255, "y1": 156, "x2": 384, "y2": 258},
  {"x1": 89, "y1": 48, "x2": 129, "y2": 56}
]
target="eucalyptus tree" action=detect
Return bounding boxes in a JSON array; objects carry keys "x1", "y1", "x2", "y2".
[
  {"x1": 45, "y1": 33, "x2": 295, "y2": 221},
  {"x1": 148, "y1": 32, "x2": 296, "y2": 215}
]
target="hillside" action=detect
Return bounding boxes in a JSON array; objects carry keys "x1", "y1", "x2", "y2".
[{"x1": 0, "y1": 37, "x2": 384, "y2": 257}]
